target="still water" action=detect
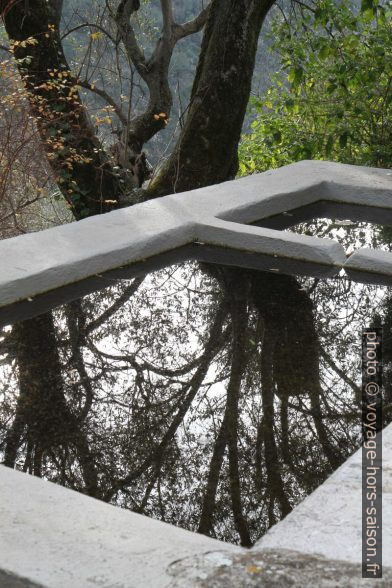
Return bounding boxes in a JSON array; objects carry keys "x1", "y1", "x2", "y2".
[{"x1": 1, "y1": 226, "x2": 391, "y2": 546}]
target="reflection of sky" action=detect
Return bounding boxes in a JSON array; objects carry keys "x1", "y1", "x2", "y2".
[
  {"x1": 0, "y1": 256, "x2": 386, "y2": 450},
  {"x1": 0, "y1": 225, "x2": 390, "y2": 542}
]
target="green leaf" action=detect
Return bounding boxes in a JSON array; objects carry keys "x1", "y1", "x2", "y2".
[
  {"x1": 288, "y1": 67, "x2": 303, "y2": 86},
  {"x1": 360, "y1": 0, "x2": 374, "y2": 12},
  {"x1": 284, "y1": 98, "x2": 295, "y2": 112},
  {"x1": 339, "y1": 131, "x2": 349, "y2": 149},
  {"x1": 273, "y1": 130, "x2": 282, "y2": 144},
  {"x1": 319, "y1": 45, "x2": 331, "y2": 60},
  {"x1": 325, "y1": 135, "x2": 334, "y2": 156}
]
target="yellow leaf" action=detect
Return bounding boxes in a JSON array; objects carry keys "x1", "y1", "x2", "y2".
[
  {"x1": 247, "y1": 565, "x2": 263, "y2": 574},
  {"x1": 90, "y1": 32, "x2": 102, "y2": 41}
]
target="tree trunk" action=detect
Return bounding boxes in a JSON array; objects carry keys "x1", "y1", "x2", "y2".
[
  {"x1": 148, "y1": 0, "x2": 275, "y2": 196},
  {"x1": 0, "y1": 0, "x2": 122, "y2": 217}
]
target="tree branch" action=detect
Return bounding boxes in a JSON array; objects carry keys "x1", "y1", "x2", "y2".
[
  {"x1": 61, "y1": 22, "x2": 117, "y2": 45},
  {"x1": 113, "y1": 0, "x2": 210, "y2": 153},
  {"x1": 174, "y1": 3, "x2": 211, "y2": 40},
  {"x1": 0, "y1": 0, "x2": 123, "y2": 217},
  {"x1": 160, "y1": 0, "x2": 174, "y2": 36},
  {"x1": 115, "y1": 0, "x2": 147, "y2": 78},
  {"x1": 78, "y1": 79, "x2": 128, "y2": 126}
]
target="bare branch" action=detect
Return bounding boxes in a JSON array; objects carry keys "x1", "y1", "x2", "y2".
[
  {"x1": 111, "y1": 0, "x2": 210, "y2": 152},
  {"x1": 160, "y1": 0, "x2": 174, "y2": 35},
  {"x1": 85, "y1": 277, "x2": 145, "y2": 334},
  {"x1": 78, "y1": 79, "x2": 128, "y2": 126},
  {"x1": 320, "y1": 347, "x2": 361, "y2": 397},
  {"x1": 174, "y1": 3, "x2": 211, "y2": 40},
  {"x1": 115, "y1": 0, "x2": 147, "y2": 78},
  {"x1": 61, "y1": 22, "x2": 117, "y2": 46}
]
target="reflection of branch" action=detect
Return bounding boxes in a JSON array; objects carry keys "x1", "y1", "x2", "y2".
[
  {"x1": 6, "y1": 312, "x2": 100, "y2": 497},
  {"x1": 260, "y1": 323, "x2": 292, "y2": 524},
  {"x1": 320, "y1": 347, "x2": 361, "y2": 397},
  {"x1": 309, "y1": 383, "x2": 342, "y2": 470},
  {"x1": 198, "y1": 411, "x2": 228, "y2": 535},
  {"x1": 65, "y1": 301, "x2": 94, "y2": 422},
  {"x1": 85, "y1": 276, "x2": 145, "y2": 334},
  {"x1": 105, "y1": 297, "x2": 228, "y2": 501},
  {"x1": 280, "y1": 395, "x2": 290, "y2": 465},
  {"x1": 226, "y1": 290, "x2": 251, "y2": 547},
  {"x1": 135, "y1": 461, "x2": 163, "y2": 513},
  {"x1": 89, "y1": 325, "x2": 231, "y2": 378}
]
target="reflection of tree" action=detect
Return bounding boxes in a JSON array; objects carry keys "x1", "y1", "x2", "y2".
[
  {"x1": 1, "y1": 261, "x2": 377, "y2": 544},
  {"x1": 0, "y1": 0, "x2": 385, "y2": 546},
  {"x1": 3, "y1": 312, "x2": 100, "y2": 496}
]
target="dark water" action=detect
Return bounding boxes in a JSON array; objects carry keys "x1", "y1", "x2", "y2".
[{"x1": 0, "y1": 257, "x2": 391, "y2": 546}]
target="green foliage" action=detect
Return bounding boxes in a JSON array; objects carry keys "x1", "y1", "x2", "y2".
[{"x1": 239, "y1": 0, "x2": 392, "y2": 175}]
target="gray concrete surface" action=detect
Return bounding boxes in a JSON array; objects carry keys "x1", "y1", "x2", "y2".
[
  {"x1": 167, "y1": 549, "x2": 392, "y2": 587},
  {"x1": 0, "y1": 570, "x2": 44, "y2": 588},
  {"x1": 1, "y1": 160, "x2": 392, "y2": 312},
  {"x1": 255, "y1": 424, "x2": 391, "y2": 565},
  {"x1": 0, "y1": 465, "x2": 239, "y2": 588},
  {"x1": 0, "y1": 424, "x2": 391, "y2": 587}
]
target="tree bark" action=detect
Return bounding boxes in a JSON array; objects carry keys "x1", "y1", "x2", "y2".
[
  {"x1": 0, "y1": 0, "x2": 122, "y2": 217},
  {"x1": 148, "y1": 0, "x2": 275, "y2": 196}
]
